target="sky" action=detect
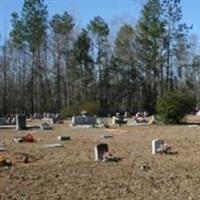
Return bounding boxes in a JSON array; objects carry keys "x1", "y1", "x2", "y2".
[{"x1": 0, "y1": 0, "x2": 200, "y2": 40}]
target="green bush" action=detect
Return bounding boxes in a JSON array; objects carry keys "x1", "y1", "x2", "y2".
[{"x1": 156, "y1": 91, "x2": 196, "y2": 124}]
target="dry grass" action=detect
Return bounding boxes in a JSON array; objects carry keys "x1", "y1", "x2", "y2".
[{"x1": 1, "y1": 116, "x2": 200, "y2": 200}]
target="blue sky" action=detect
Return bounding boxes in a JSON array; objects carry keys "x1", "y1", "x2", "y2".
[{"x1": 0, "y1": 0, "x2": 200, "y2": 40}]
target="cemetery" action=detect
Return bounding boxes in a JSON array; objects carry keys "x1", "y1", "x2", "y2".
[
  {"x1": 0, "y1": 114, "x2": 200, "y2": 199},
  {"x1": 1, "y1": 0, "x2": 200, "y2": 198}
]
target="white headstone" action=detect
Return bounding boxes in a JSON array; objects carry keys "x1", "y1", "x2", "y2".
[
  {"x1": 112, "y1": 116, "x2": 116, "y2": 124},
  {"x1": 152, "y1": 139, "x2": 164, "y2": 154},
  {"x1": 94, "y1": 143, "x2": 109, "y2": 161}
]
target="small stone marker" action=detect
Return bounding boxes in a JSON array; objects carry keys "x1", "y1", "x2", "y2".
[
  {"x1": 16, "y1": 114, "x2": 26, "y2": 130},
  {"x1": 57, "y1": 136, "x2": 71, "y2": 141},
  {"x1": 44, "y1": 144, "x2": 64, "y2": 148},
  {"x1": 94, "y1": 143, "x2": 109, "y2": 161},
  {"x1": 187, "y1": 125, "x2": 199, "y2": 128},
  {"x1": 101, "y1": 135, "x2": 113, "y2": 139},
  {"x1": 152, "y1": 139, "x2": 164, "y2": 154},
  {"x1": 40, "y1": 123, "x2": 51, "y2": 130},
  {"x1": 14, "y1": 137, "x2": 24, "y2": 143},
  {"x1": 0, "y1": 147, "x2": 6, "y2": 151}
]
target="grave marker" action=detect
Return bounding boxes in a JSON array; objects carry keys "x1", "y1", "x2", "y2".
[
  {"x1": 94, "y1": 143, "x2": 109, "y2": 161},
  {"x1": 57, "y1": 136, "x2": 71, "y2": 141},
  {"x1": 40, "y1": 123, "x2": 51, "y2": 130},
  {"x1": 152, "y1": 139, "x2": 164, "y2": 154},
  {"x1": 101, "y1": 135, "x2": 113, "y2": 139},
  {"x1": 0, "y1": 118, "x2": 6, "y2": 125},
  {"x1": 72, "y1": 115, "x2": 96, "y2": 126},
  {"x1": 16, "y1": 114, "x2": 26, "y2": 130}
]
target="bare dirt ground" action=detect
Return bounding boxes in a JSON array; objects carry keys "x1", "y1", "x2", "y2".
[{"x1": 1, "y1": 116, "x2": 200, "y2": 200}]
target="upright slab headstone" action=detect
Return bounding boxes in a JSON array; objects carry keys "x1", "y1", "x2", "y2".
[
  {"x1": 94, "y1": 143, "x2": 109, "y2": 161},
  {"x1": 72, "y1": 115, "x2": 96, "y2": 126},
  {"x1": 51, "y1": 118, "x2": 55, "y2": 125},
  {"x1": 11, "y1": 117, "x2": 16, "y2": 125},
  {"x1": 40, "y1": 123, "x2": 51, "y2": 130},
  {"x1": 16, "y1": 114, "x2": 26, "y2": 130},
  {"x1": 0, "y1": 117, "x2": 6, "y2": 125},
  {"x1": 112, "y1": 115, "x2": 127, "y2": 126},
  {"x1": 152, "y1": 139, "x2": 164, "y2": 154},
  {"x1": 33, "y1": 113, "x2": 37, "y2": 118}
]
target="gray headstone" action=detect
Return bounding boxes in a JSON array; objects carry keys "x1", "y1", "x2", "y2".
[
  {"x1": 94, "y1": 143, "x2": 109, "y2": 161},
  {"x1": 40, "y1": 123, "x2": 51, "y2": 130},
  {"x1": 16, "y1": 114, "x2": 26, "y2": 130},
  {"x1": 152, "y1": 139, "x2": 164, "y2": 154},
  {"x1": 72, "y1": 115, "x2": 96, "y2": 126},
  {"x1": 0, "y1": 117, "x2": 6, "y2": 125}
]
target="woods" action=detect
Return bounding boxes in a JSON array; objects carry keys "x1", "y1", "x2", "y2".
[{"x1": 0, "y1": 0, "x2": 199, "y2": 116}]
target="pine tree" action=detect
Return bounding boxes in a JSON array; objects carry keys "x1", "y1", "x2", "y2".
[
  {"x1": 137, "y1": 0, "x2": 165, "y2": 113},
  {"x1": 162, "y1": 0, "x2": 191, "y2": 90},
  {"x1": 87, "y1": 16, "x2": 110, "y2": 115},
  {"x1": 10, "y1": 0, "x2": 48, "y2": 113},
  {"x1": 113, "y1": 24, "x2": 139, "y2": 112},
  {"x1": 50, "y1": 11, "x2": 74, "y2": 111}
]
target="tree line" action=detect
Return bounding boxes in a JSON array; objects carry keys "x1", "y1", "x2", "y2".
[{"x1": 0, "y1": 0, "x2": 200, "y2": 116}]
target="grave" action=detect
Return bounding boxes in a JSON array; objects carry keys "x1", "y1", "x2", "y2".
[
  {"x1": 0, "y1": 146, "x2": 6, "y2": 151},
  {"x1": 152, "y1": 139, "x2": 164, "y2": 154},
  {"x1": 16, "y1": 114, "x2": 26, "y2": 130},
  {"x1": 112, "y1": 113, "x2": 128, "y2": 126},
  {"x1": 72, "y1": 115, "x2": 96, "y2": 126},
  {"x1": 94, "y1": 143, "x2": 109, "y2": 161},
  {"x1": 11, "y1": 117, "x2": 16, "y2": 125},
  {"x1": 6, "y1": 117, "x2": 12, "y2": 125},
  {"x1": 40, "y1": 123, "x2": 51, "y2": 130},
  {"x1": 57, "y1": 136, "x2": 71, "y2": 141},
  {"x1": 0, "y1": 118, "x2": 6, "y2": 125},
  {"x1": 44, "y1": 144, "x2": 64, "y2": 148},
  {"x1": 101, "y1": 135, "x2": 113, "y2": 138}
]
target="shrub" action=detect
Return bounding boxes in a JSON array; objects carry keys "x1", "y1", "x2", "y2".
[{"x1": 156, "y1": 91, "x2": 196, "y2": 124}]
